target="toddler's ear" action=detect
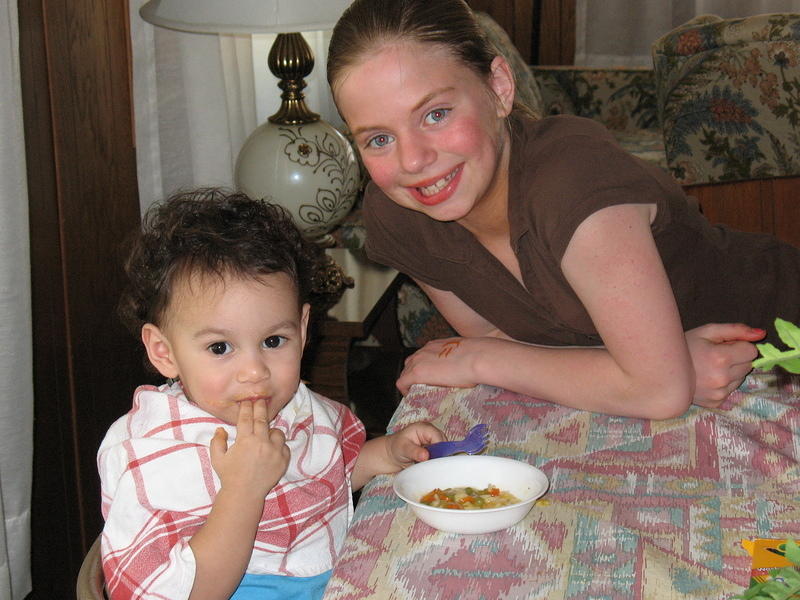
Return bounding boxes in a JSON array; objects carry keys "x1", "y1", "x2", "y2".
[
  {"x1": 300, "y1": 303, "x2": 311, "y2": 349},
  {"x1": 141, "y1": 324, "x2": 179, "y2": 379}
]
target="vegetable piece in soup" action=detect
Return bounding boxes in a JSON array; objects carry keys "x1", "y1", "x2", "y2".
[{"x1": 419, "y1": 485, "x2": 520, "y2": 510}]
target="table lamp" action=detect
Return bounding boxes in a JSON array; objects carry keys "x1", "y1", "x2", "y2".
[{"x1": 139, "y1": 0, "x2": 360, "y2": 246}]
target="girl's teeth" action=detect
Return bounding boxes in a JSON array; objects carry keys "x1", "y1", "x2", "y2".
[{"x1": 419, "y1": 170, "x2": 455, "y2": 196}]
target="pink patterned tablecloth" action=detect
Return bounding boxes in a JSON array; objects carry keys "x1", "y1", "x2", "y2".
[{"x1": 323, "y1": 370, "x2": 800, "y2": 600}]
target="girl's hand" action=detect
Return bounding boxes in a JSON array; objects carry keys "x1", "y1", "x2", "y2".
[
  {"x1": 209, "y1": 399, "x2": 290, "y2": 500},
  {"x1": 396, "y1": 337, "x2": 487, "y2": 395},
  {"x1": 685, "y1": 323, "x2": 765, "y2": 408},
  {"x1": 385, "y1": 422, "x2": 445, "y2": 467}
]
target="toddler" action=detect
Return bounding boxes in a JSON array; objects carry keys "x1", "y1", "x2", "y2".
[{"x1": 98, "y1": 189, "x2": 443, "y2": 599}]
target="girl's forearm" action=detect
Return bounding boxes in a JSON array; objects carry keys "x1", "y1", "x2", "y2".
[
  {"x1": 188, "y1": 487, "x2": 265, "y2": 600},
  {"x1": 470, "y1": 337, "x2": 693, "y2": 419}
]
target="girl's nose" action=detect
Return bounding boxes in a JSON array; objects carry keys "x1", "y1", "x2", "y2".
[
  {"x1": 397, "y1": 134, "x2": 435, "y2": 174},
  {"x1": 237, "y1": 353, "x2": 269, "y2": 383}
]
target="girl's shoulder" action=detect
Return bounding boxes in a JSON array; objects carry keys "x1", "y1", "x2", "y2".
[
  {"x1": 510, "y1": 114, "x2": 631, "y2": 191},
  {"x1": 513, "y1": 113, "x2": 617, "y2": 155}
]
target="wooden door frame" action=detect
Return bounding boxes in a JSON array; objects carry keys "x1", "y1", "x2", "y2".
[{"x1": 18, "y1": 1, "x2": 151, "y2": 596}]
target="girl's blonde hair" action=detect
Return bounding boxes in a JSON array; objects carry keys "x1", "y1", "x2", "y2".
[{"x1": 327, "y1": 0, "x2": 534, "y2": 118}]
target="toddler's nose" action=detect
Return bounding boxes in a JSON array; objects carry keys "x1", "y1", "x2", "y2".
[{"x1": 237, "y1": 353, "x2": 269, "y2": 383}]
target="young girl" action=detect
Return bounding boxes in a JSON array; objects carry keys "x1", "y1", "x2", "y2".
[
  {"x1": 99, "y1": 189, "x2": 443, "y2": 599},
  {"x1": 327, "y1": 0, "x2": 800, "y2": 419}
]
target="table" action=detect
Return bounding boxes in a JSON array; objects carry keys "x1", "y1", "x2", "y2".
[
  {"x1": 302, "y1": 248, "x2": 401, "y2": 404},
  {"x1": 323, "y1": 370, "x2": 800, "y2": 599}
]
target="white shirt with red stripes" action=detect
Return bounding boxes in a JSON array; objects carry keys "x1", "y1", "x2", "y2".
[{"x1": 98, "y1": 381, "x2": 365, "y2": 599}]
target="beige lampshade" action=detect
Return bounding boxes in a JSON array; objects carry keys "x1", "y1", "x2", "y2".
[{"x1": 139, "y1": 0, "x2": 351, "y2": 34}]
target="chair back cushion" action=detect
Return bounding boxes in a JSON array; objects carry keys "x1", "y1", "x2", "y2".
[
  {"x1": 653, "y1": 13, "x2": 800, "y2": 184},
  {"x1": 532, "y1": 67, "x2": 659, "y2": 131}
]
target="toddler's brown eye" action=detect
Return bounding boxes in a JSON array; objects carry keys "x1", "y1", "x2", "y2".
[
  {"x1": 208, "y1": 342, "x2": 230, "y2": 355},
  {"x1": 263, "y1": 336, "x2": 286, "y2": 349}
]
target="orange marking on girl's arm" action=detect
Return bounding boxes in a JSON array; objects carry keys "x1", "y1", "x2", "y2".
[{"x1": 438, "y1": 340, "x2": 461, "y2": 358}]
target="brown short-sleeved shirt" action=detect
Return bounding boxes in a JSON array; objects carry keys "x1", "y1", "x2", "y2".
[{"x1": 364, "y1": 114, "x2": 800, "y2": 346}]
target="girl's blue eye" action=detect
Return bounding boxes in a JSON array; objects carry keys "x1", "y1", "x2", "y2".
[
  {"x1": 367, "y1": 133, "x2": 394, "y2": 149},
  {"x1": 425, "y1": 108, "x2": 450, "y2": 124},
  {"x1": 263, "y1": 336, "x2": 286, "y2": 349},
  {"x1": 208, "y1": 342, "x2": 232, "y2": 355}
]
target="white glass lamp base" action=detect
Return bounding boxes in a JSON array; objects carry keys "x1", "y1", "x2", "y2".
[{"x1": 235, "y1": 119, "x2": 360, "y2": 245}]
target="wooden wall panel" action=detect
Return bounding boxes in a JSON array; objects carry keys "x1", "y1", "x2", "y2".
[
  {"x1": 684, "y1": 177, "x2": 800, "y2": 248},
  {"x1": 773, "y1": 178, "x2": 800, "y2": 248},
  {"x1": 465, "y1": 0, "x2": 575, "y2": 65},
  {"x1": 19, "y1": 0, "x2": 152, "y2": 596},
  {"x1": 685, "y1": 180, "x2": 768, "y2": 235},
  {"x1": 537, "y1": 0, "x2": 575, "y2": 64},
  {"x1": 468, "y1": 0, "x2": 535, "y2": 63}
]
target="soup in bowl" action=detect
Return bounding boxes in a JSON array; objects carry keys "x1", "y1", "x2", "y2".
[{"x1": 393, "y1": 455, "x2": 549, "y2": 534}]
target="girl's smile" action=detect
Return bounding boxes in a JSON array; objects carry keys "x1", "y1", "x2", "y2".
[
  {"x1": 334, "y1": 41, "x2": 515, "y2": 227},
  {"x1": 411, "y1": 164, "x2": 463, "y2": 206}
]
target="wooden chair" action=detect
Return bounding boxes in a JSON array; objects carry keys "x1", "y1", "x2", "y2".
[{"x1": 76, "y1": 535, "x2": 106, "y2": 599}]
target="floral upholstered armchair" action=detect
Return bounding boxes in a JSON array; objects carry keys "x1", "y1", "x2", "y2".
[
  {"x1": 333, "y1": 11, "x2": 669, "y2": 349},
  {"x1": 652, "y1": 13, "x2": 800, "y2": 185}
]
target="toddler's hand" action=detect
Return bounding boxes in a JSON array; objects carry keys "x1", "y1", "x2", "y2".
[
  {"x1": 209, "y1": 399, "x2": 290, "y2": 500},
  {"x1": 385, "y1": 422, "x2": 445, "y2": 469}
]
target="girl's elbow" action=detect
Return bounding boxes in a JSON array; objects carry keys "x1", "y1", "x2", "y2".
[
  {"x1": 650, "y1": 398, "x2": 691, "y2": 420},
  {"x1": 648, "y1": 381, "x2": 694, "y2": 420}
]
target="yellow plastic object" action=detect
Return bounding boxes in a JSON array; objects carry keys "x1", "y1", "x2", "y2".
[{"x1": 741, "y1": 539, "x2": 794, "y2": 587}]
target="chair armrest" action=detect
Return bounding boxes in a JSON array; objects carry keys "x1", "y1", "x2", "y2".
[{"x1": 652, "y1": 13, "x2": 800, "y2": 185}]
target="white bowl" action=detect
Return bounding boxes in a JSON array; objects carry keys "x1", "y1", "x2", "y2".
[{"x1": 393, "y1": 455, "x2": 549, "y2": 534}]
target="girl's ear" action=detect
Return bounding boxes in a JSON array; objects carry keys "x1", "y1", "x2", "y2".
[
  {"x1": 141, "y1": 324, "x2": 179, "y2": 379},
  {"x1": 488, "y1": 55, "x2": 515, "y2": 118}
]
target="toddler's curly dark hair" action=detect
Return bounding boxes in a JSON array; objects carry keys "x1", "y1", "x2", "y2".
[{"x1": 118, "y1": 188, "x2": 324, "y2": 336}]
